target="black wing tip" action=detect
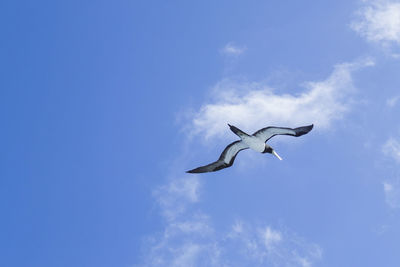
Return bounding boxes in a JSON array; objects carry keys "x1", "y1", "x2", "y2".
[
  {"x1": 186, "y1": 167, "x2": 208, "y2": 174},
  {"x1": 186, "y1": 161, "x2": 230, "y2": 174},
  {"x1": 294, "y1": 124, "x2": 314, "y2": 136},
  {"x1": 228, "y1": 124, "x2": 245, "y2": 137}
]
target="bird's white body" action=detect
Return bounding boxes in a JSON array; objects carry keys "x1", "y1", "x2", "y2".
[{"x1": 241, "y1": 135, "x2": 265, "y2": 152}]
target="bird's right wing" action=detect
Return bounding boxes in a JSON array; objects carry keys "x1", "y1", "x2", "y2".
[
  {"x1": 253, "y1": 124, "x2": 313, "y2": 143},
  {"x1": 186, "y1": 141, "x2": 249, "y2": 173}
]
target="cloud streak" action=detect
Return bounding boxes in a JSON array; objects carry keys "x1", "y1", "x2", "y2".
[
  {"x1": 382, "y1": 137, "x2": 400, "y2": 209},
  {"x1": 142, "y1": 173, "x2": 322, "y2": 266},
  {"x1": 221, "y1": 42, "x2": 246, "y2": 56},
  {"x1": 383, "y1": 181, "x2": 400, "y2": 208},
  {"x1": 386, "y1": 95, "x2": 400, "y2": 107},
  {"x1": 153, "y1": 176, "x2": 201, "y2": 221},
  {"x1": 190, "y1": 59, "x2": 374, "y2": 140},
  {"x1": 226, "y1": 221, "x2": 322, "y2": 267},
  {"x1": 141, "y1": 206, "x2": 322, "y2": 267},
  {"x1": 351, "y1": 1, "x2": 400, "y2": 46},
  {"x1": 382, "y1": 137, "x2": 400, "y2": 163}
]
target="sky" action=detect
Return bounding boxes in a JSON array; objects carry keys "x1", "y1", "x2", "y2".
[{"x1": 2, "y1": 0, "x2": 400, "y2": 266}]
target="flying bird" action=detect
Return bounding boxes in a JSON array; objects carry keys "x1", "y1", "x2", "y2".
[{"x1": 187, "y1": 124, "x2": 313, "y2": 173}]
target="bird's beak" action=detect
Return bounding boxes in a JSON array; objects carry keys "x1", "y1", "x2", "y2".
[{"x1": 272, "y1": 150, "x2": 282, "y2": 160}]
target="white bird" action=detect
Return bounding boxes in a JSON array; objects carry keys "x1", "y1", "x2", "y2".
[{"x1": 187, "y1": 124, "x2": 313, "y2": 173}]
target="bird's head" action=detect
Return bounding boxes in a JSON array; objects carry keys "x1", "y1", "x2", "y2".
[{"x1": 262, "y1": 144, "x2": 282, "y2": 160}]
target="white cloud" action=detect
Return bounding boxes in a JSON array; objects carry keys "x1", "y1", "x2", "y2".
[
  {"x1": 142, "y1": 175, "x2": 323, "y2": 266},
  {"x1": 171, "y1": 244, "x2": 201, "y2": 267},
  {"x1": 382, "y1": 137, "x2": 400, "y2": 163},
  {"x1": 262, "y1": 226, "x2": 282, "y2": 249},
  {"x1": 226, "y1": 221, "x2": 322, "y2": 267},
  {"x1": 381, "y1": 138, "x2": 400, "y2": 208},
  {"x1": 296, "y1": 257, "x2": 312, "y2": 267},
  {"x1": 142, "y1": 219, "x2": 323, "y2": 267},
  {"x1": 141, "y1": 211, "x2": 222, "y2": 267},
  {"x1": 387, "y1": 95, "x2": 400, "y2": 107},
  {"x1": 384, "y1": 182, "x2": 393, "y2": 192},
  {"x1": 383, "y1": 181, "x2": 400, "y2": 208},
  {"x1": 221, "y1": 42, "x2": 246, "y2": 56},
  {"x1": 143, "y1": 177, "x2": 222, "y2": 266},
  {"x1": 231, "y1": 220, "x2": 244, "y2": 234},
  {"x1": 351, "y1": 1, "x2": 400, "y2": 45},
  {"x1": 190, "y1": 59, "x2": 374, "y2": 140},
  {"x1": 172, "y1": 219, "x2": 213, "y2": 235},
  {"x1": 170, "y1": 243, "x2": 219, "y2": 267},
  {"x1": 153, "y1": 176, "x2": 201, "y2": 221}
]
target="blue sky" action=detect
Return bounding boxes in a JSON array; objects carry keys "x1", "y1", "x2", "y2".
[{"x1": 2, "y1": 0, "x2": 400, "y2": 266}]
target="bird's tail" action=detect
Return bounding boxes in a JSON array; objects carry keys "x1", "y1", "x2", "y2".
[{"x1": 228, "y1": 124, "x2": 250, "y2": 139}]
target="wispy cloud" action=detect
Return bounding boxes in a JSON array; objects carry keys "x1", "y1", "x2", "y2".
[
  {"x1": 190, "y1": 59, "x2": 374, "y2": 140},
  {"x1": 351, "y1": 1, "x2": 400, "y2": 46},
  {"x1": 383, "y1": 181, "x2": 400, "y2": 208},
  {"x1": 386, "y1": 95, "x2": 400, "y2": 107},
  {"x1": 263, "y1": 226, "x2": 282, "y2": 249},
  {"x1": 143, "y1": 214, "x2": 220, "y2": 267},
  {"x1": 221, "y1": 42, "x2": 246, "y2": 56},
  {"x1": 153, "y1": 176, "x2": 201, "y2": 221},
  {"x1": 381, "y1": 138, "x2": 400, "y2": 208},
  {"x1": 226, "y1": 221, "x2": 322, "y2": 267},
  {"x1": 382, "y1": 137, "x2": 400, "y2": 163},
  {"x1": 143, "y1": 177, "x2": 221, "y2": 266},
  {"x1": 141, "y1": 214, "x2": 322, "y2": 266},
  {"x1": 141, "y1": 174, "x2": 322, "y2": 266}
]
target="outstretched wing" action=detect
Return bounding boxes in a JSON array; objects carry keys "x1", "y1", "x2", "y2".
[
  {"x1": 186, "y1": 141, "x2": 249, "y2": 173},
  {"x1": 253, "y1": 124, "x2": 313, "y2": 143}
]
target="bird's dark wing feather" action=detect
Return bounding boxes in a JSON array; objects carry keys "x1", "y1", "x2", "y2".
[
  {"x1": 186, "y1": 141, "x2": 249, "y2": 173},
  {"x1": 253, "y1": 124, "x2": 313, "y2": 143}
]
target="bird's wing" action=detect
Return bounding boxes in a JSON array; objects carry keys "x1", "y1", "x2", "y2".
[
  {"x1": 186, "y1": 141, "x2": 249, "y2": 173},
  {"x1": 253, "y1": 124, "x2": 313, "y2": 143}
]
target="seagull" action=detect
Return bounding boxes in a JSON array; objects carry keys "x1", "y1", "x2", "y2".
[{"x1": 186, "y1": 124, "x2": 313, "y2": 173}]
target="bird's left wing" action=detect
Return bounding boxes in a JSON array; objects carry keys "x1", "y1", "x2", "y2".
[
  {"x1": 253, "y1": 124, "x2": 313, "y2": 143},
  {"x1": 186, "y1": 141, "x2": 249, "y2": 173}
]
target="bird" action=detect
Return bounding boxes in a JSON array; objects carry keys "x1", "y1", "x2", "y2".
[{"x1": 186, "y1": 124, "x2": 313, "y2": 173}]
